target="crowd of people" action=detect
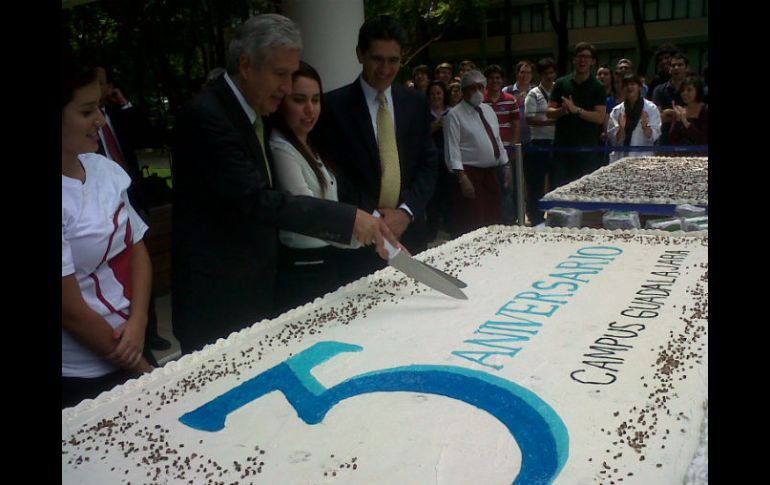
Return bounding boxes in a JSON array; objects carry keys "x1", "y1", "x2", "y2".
[{"x1": 62, "y1": 13, "x2": 708, "y2": 408}]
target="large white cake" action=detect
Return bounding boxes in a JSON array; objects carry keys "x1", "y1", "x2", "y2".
[
  {"x1": 62, "y1": 226, "x2": 708, "y2": 484},
  {"x1": 541, "y1": 156, "x2": 708, "y2": 208}
]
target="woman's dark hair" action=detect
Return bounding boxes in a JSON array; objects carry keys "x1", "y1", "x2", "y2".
[
  {"x1": 426, "y1": 80, "x2": 449, "y2": 108},
  {"x1": 269, "y1": 60, "x2": 332, "y2": 196},
  {"x1": 597, "y1": 64, "x2": 612, "y2": 92},
  {"x1": 621, "y1": 74, "x2": 644, "y2": 146},
  {"x1": 621, "y1": 73, "x2": 643, "y2": 88},
  {"x1": 515, "y1": 60, "x2": 534, "y2": 76},
  {"x1": 483, "y1": 64, "x2": 505, "y2": 78},
  {"x1": 62, "y1": 54, "x2": 98, "y2": 109},
  {"x1": 679, "y1": 76, "x2": 705, "y2": 103}
]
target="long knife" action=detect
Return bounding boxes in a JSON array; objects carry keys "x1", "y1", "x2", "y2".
[
  {"x1": 411, "y1": 259, "x2": 467, "y2": 288},
  {"x1": 383, "y1": 240, "x2": 468, "y2": 300}
]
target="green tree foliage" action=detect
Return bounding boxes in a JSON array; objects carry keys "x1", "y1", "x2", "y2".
[
  {"x1": 62, "y1": 0, "x2": 278, "y2": 146},
  {"x1": 364, "y1": 0, "x2": 490, "y2": 68},
  {"x1": 62, "y1": 0, "x2": 492, "y2": 144}
]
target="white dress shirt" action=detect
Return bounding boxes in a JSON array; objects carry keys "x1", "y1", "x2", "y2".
[
  {"x1": 224, "y1": 72, "x2": 258, "y2": 124},
  {"x1": 444, "y1": 100, "x2": 509, "y2": 171}
]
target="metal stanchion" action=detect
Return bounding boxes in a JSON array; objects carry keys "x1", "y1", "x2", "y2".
[{"x1": 514, "y1": 143, "x2": 526, "y2": 226}]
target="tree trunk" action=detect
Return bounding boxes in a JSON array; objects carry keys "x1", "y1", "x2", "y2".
[
  {"x1": 547, "y1": 0, "x2": 570, "y2": 75},
  {"x1": 504, "y1": 0, "x2": 512, "y2": 79},
  {"x1": 629, "y1": 0, "x2": 651, "y2": 78},
  {"x1": 480, "y1": 8, "x2": 488, "y2": 66}
]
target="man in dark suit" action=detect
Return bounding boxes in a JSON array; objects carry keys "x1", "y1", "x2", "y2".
[
  {"x1": 171, "y1": 14, "x2": 394, "y2": 355},
  {"x1": 95, "y1": 66, "x2": 148, "y2": 213},
  {"x1": 322, "y1": 15, "x2": 438, "y2": 283}
]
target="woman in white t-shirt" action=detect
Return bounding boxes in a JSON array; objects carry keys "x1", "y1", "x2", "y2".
[
  {"x1": 61, "y1": 60, "x2": 153, "y2": 408},
  {"x1": 268, "y1": 61, "x2": 348, "y2": 314}
]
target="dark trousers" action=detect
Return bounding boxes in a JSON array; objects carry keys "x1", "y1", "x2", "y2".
[
  {"x1": 274, "y1": 245, "x2": 342, "y2": 316},
  {"x1": 451, "y1": 165, "x2": 502, "y2": 238},
  {"x1": 552, "y1": 149, "x2": 604, "y2": 189},
  {"x1": 425, "y1": 167, "x2": 453, "y2": 242},
  {"x1": 524, "y1": 139, "x2": 554, "y2": 225},
  {"x1": 498, "y1": 166, "x2": 517, "y2": 225}
]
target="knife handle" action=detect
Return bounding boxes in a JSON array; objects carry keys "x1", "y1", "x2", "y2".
[{"x1": 382, "y1": 238, "x2": 399, "y2": 258}]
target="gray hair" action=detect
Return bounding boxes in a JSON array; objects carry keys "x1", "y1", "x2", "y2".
[{"x1": 226, "y1": 14, "x2": 302, "y2": 74}]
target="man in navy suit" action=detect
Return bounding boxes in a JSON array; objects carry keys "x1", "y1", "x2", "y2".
[
  {"x1": 171, "y1": 14, "x2": 395, "y2": 354},
  {"x1": 322, "y1": 15, "x2": 439, "y2": 284}
]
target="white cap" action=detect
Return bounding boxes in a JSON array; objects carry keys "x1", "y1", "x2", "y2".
[{"x1": 461, "y1": 70, "x2": 487, "y2": 89}]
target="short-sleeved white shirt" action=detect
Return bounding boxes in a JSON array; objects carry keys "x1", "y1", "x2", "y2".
[
  {"x1": 525, "y1": 84, "x2": 555, "y2": 141},
  {"x1": 62, "y1": 153, "x2": 149, "y2": 378}
]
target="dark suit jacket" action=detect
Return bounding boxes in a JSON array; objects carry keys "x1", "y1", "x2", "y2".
[
  {"x1": 99, "y1": 104, "x2": 148, "y2": 212},
  {"x1": 171, "y1": 75, "x2": 357, "y2": 353},
  {"x1": 322, "y1": 79, "x2": 438, "y2": 254}
]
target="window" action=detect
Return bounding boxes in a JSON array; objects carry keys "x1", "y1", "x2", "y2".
[
  {"x1": 659, "y1": 0, "x2": 673, "y2": 20},
  {"x1": 511, "y1": 7, "x2": 521, "y2": 34},
  {"x1": 673, "y1": 0, "x2": 688, "y2": 19},
  {"x1": 644, "y1": 0, "x2": 659, "y2": 21},
  {"x1": 543, "y1": 3, "x2": 553, "y2": 31},
  {"x1": 585, "y1": 1, "x2": 598, "y2": 28},
  {"x1": 611, "y1": 0, "x2": 626, "y2": 25},
  {"x1": 570, "y1": 3, "x2": 584, "y2": 29},
  {"x1": 521, "y1": 6, "x2": 531, "y2": 33},
  {"x1": 598, "y1": 1, "x2": 611, "y2": 26},
  {"x1": 689, "y1": 0, "x2": 706, "y2": 17},
  {"x1": 532, "y1": 4, "x2": 545, "y2": 32}
]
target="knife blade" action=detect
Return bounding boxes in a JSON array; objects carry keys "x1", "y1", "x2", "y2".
[
  {"x1": 410, "y1": 259, "x2": 467, "y2": 288},
  {"x1": 383, "y1": 240, "x2": 468, "y2": 300}
]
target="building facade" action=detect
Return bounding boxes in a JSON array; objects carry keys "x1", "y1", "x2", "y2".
[{"x1": 427, "y1": 0, "x2": 708, "y2": 79}]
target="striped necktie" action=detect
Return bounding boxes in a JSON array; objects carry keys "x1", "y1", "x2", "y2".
[
  {"x1": 253, "y1": 116, "x2": 273, "y2": 187},
  {"x1": 376, "y1": 92, "x2": 400, "y2": 208},
  {"x1": 475, "y1": 106, "x2": 501, "y2": 160},
  {"x1": 100, "y1": 110, "x2": 128, "y2": 171}
]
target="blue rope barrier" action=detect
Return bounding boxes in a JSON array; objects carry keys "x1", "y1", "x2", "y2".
[{"x1": 514, "y1": 144, "x2": 708, "y2": 154}]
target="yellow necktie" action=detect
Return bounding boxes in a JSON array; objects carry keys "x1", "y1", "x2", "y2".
[
  {"x1": 376, "y1": 92, "x2": 400, "y2": 209},
  {"x1": 254, "y1": 116, "x2": 273, "y2": 187}
]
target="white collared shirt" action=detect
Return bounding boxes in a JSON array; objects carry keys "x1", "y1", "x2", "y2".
[
  {"x1": 444, "y1": 100, "x2": 509, "y2": 171},
  {"x1": 224, "y1": 72, "x2": 258, "y2": 125}
]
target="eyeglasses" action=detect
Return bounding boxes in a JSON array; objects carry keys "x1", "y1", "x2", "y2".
[{"x1": 575, "y1": 54, "x2": 593, "y2": 59}]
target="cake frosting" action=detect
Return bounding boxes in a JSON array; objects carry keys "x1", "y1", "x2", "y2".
[
  {"x1": 541, "y1": 156, "x2": 708, "y2": 206},
  {"x1": 62, "y1": 226, "x2": 708, "y2": 485}
]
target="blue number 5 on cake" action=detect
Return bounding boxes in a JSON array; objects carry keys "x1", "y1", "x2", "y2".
[{"x1": 180, "y1": 341, "x2": 569, "y2": 485}]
